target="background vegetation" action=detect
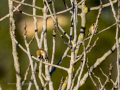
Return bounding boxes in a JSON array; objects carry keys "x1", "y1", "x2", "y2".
[{"x1": 0, "y1": 0, "x2": 119, "y2": 90}]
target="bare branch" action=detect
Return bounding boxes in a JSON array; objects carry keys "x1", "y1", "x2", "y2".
[
  {"x1": 100, "y1": 64, "x2": 113, "y2": 90},
  {"x1": 9, "y1": 0, "x2": 22, "y2": 89},
  {"x1": 58, "y1": 77, "x2": 64, "y2": 90},
  {"x1": 21, "y1": 64, "x2": 31, "y2": 88},
  {"x1": 79, "y1": 38, "x2": 120, "y2": 88},
  {"x1": 90, "y1": 0, "x2": 117, "y2": 11},
  {"x1": 86, "y1": 59, "x2": 99, "y2": 90},
  {"x1": 12, "y1": 0, "x2": 43, "y2": 11}
]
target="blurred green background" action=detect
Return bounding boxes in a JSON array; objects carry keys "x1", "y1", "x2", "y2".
[{"x1": 0, "y1": 0, "x2": 119, "y2": 90}]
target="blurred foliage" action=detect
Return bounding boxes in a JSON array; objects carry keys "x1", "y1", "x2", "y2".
[{"x1": 0, "y1": 0, "x2": 119, "y2": 90}]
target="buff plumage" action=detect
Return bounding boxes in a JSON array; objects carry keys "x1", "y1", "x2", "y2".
[
  {"x1": 36, "y1": 49, "x2": 48, "y2": 60},
  {"x1": 87, "y1": 23, "x2": 98, "y2": 36}
]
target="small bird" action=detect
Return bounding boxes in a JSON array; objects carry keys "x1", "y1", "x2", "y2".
[
  {"x1": 87, "y1": 23, "x2": 98, "y2": 37},
  {"x1": 36, "y1": 49, "x2": 48, "y2": 60}
]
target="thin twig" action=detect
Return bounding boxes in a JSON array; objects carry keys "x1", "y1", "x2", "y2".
[
  {"x1": 21, "y1": 64, "x2": 31, "y2": 88},
  {"x1": 75, "y1": 37, "x2": 99, "y2": 63},
  {"x1": 79, "y1": 38, "x2": 120, "y2": 88},
  {"x1": 49, "y1": 22, "x2": 56, "y2": 71},
  {"x1": 47, "y1": 0, "x2": 85, "y2": 18},
  {"x1": 86, "y1": 0, "x2": 102, "y2": 49},
  {"x1": 58, "y1": 77, "x2": 64, "y2": 90},
  {"x1": 13, "y1": 6, "x2": 43, "y2": 18},
  {"x1": 109, "y1": 0, "x2": 118, "y2": 21},
  {"x1": 86, "y1": 59, "x2": 99, "y2": 90},
  {"x1": 44, "y1": 0, "x2": 73, "y2": 49},
  {"x1": 0, "y1": 0, "x2": 25, "y2": 22},
  {"x1": 92, "y1": 72, "x2": 103, "y2": 89},
  {"x1": 100, "y1": 64, "x2": 113, "y2": 90},
  {"x1": 70, "y1": 63, "x2": 82, "y2": 90},
  {"x1": 9, "y1": 31, "x2": 69, "y2": 71},
  {"x1": 12, "y1": 0, "x2": 43, "y2": 11},
  {"x1": 23, "y1": 23, "x2": 39, "y2": 90},
  {"x1": 75, "y1": 41, "x2": 86, "y2": 90},
  {"x1": 90, "y1": 0, "x2": 117, "y2": 11}
]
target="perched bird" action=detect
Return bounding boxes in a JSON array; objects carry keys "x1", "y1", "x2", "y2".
[
  {"x1": 87, "y1": 23, "x2": 98, "y2": 37},
  {"x1": 36, "y1": 49, "x2": 48, "y2": 60}
]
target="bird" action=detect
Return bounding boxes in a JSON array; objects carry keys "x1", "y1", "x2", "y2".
[
  {"x1": 87, "y1": 23, "x2": 98, "y2": 37},
  {"x1": 36, "y1": 49, "x2": 48, "y2": 61}
]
